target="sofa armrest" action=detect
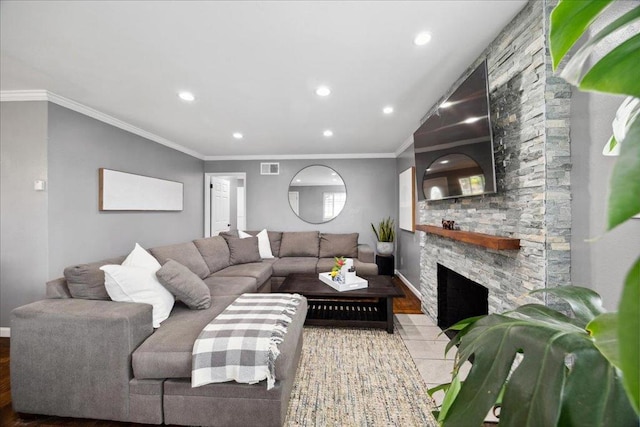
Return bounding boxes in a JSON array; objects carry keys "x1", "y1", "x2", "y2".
[
  {"x1": 11, "y1": 299, "x2": 153, "y2": 422},
  {"x1": 357, "y1": 244, "x2": 374, "y2": 264},
  {"x1": 46, "y1": 277, "x2": 72, "y2": 299}
]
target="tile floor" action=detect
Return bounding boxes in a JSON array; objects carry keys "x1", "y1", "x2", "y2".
[{"x1": 394, "y1": 313, "x2": 498, "y2": 423}]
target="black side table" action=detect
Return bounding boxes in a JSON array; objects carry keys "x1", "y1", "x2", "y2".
[{"x1": 376, "y1": 254, "x2": 395, "y2": 276}]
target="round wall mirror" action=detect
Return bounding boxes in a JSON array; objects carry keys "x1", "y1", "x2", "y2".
[
  {"x1": 288, "y1": 165, "x2": 346, "y2": 224},
  {"x1": 422, "y1": 153, "x2": 486, "y2": 200}
]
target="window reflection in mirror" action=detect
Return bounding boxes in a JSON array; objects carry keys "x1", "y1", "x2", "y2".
[
  {"x1": 422, "y1": 154, "x2": 485, "y2": 200},
  {"x1": 288, "y1": 165, "x2": 346, "y2": 224}
]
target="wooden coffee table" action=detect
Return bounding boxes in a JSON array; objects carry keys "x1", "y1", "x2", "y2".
[{"x1": 279, "y1": 273, "x2": 405, "y2": 333}]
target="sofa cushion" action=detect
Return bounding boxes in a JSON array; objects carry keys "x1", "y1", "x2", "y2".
[
  {"x1": 132, "y1": 296, "x2": 308, "y2": 381},
  {"x1": 203, "y1": 276, "x2": 257, "y2": 296},
  {"x1": 278, "y1": 231, "x2": 319, "y2": 257},
  {"x1": 225, "y1": 236, "x2": 261, "y2": 265},
  {"x1": 212, "y1": 262, "x2": 272, "y2": 288},
  {"x1": 272, "y1": 257, "x2": 318, "y2": 277},
  {"x1": 193, "y1": 236, "x2": 230, "y2": 274},
  {"x1": 316, "y1": 258, "x2": 378, "y2": 276},
  {"x1": 63, "y1": 255, "x2": 126, "y2": 300},
  {"x1": 150, "y1": 242, "x2": 210, "y2": 279},
  {"x1": 319, "y1": 233, "x2": 359, "y2": 258},
  {"x1": 132, "y1": 296, "x2": 236, "y2": 379},
  {"x1": 156, "y1": 260, "x2": 211, "y2": 310}
]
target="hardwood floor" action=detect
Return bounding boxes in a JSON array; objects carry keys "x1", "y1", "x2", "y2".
[
  {"x1": 392, "y1": 276, "x2": 423, "y2": 314},
  {"x1": 0, "y1": 275, "x2": 422, "y2": 426}
]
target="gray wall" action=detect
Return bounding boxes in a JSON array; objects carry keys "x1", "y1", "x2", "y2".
[
  {"x1": 569, "y1": 1, "x2": 640, "y2": 310},
  {"x1": 0, "y1": 102, "x2": 49, "y2": 327},
  {"x1": 396, "y1": 145, "x2": 421, "y2": 290},
  {"x1": 204, "y1": 159, "x2": 396, "y2": 250},
  {"x1": 570, "y1": 89, "x2": 640, "y2": 310},
  {"x1": 47, "y1": 103, "x2": 205, "y2": 276},
  {"x1": 0, "y1": 101, "x2": 205, "y2": 328}
]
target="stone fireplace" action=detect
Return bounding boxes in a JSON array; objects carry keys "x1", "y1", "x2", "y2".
[{"x1": 417, "y1": 0, "x2": 571, "y2": 321}]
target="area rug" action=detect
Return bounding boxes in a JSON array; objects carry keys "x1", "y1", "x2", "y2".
[{"x1": 285, "y1": 327, "x2": 438, "y2": 426}]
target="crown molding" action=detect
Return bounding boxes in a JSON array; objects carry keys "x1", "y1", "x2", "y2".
[
  {"x1": 1, "y1": 90, "x2": 205, "y2": 160},
  {"x1": 203, "y1": 152, "x2": 397, "y2": 161},
  {"x1": 0, "y1": 89, "x2": 49, "y2": 102},
  {"x1": 394, "y1": 134, "x2": 414, "y2": 157}
]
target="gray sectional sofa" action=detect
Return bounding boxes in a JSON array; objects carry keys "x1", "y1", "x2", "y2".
[{"x1": 10, "y1": 230, "x2": 377, "y2": 426}]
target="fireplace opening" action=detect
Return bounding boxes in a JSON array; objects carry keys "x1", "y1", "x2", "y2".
[{"x1": 437, "y1": 264, "x2": 488, "y2": 332}]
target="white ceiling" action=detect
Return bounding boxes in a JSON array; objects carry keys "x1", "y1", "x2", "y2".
[{"x1": 0, "y1": 1, "x2": 527, "y2": 160}]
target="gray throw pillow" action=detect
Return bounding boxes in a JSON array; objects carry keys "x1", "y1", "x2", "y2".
[
  {"x1": 64, "y1": 256, "x2": 127, "y2": 300},
  {"x1": 225, "y1": 236, "x2": 261, "y2": 265},
  {"x1": 319, "y1": 233, "x2": 359, "y2": 258},
  {"x1": 156, "y1": 259, "x2": 211, "y2": 310},
  {"x1": 279, "y1": 231, "x2": 320, "y2": 257}
]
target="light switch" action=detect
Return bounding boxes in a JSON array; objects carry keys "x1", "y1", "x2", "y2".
[{"x1": 34, "y1": 180, "x2": 46, "y2": 191}]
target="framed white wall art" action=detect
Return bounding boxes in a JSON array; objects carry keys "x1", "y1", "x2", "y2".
[
  {"x1": 99, "y1": 168, "x2": 183, "y2": 211},
  {"x1": 399, "y1": 167, "x2": 415, "y2": 232}
]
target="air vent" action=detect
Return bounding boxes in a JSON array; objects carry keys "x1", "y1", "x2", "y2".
[{"x1": 260, "y1": 162, "x2": 280, "y2": 175}]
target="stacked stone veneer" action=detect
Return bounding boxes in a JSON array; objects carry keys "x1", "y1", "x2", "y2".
[{"x1": 419, "y1": 0, "x2": 571, "y2": 319}]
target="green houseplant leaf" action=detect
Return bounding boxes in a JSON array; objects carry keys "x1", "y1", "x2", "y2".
[
  {"x1": 549, "y1": 0, "x2": 614, "y2": 70},
  {"x1": 371, "y1": 217, "x2": 395, "y2": 242},
  {"x1": 580, "y1": 33, "x2": 640, "y2": 97},
  {"x1": 608, "y1": 114, "x2": 640, "y2": 229},
  {"x1": 587, "y1": 312, "x2": 621, "y2": 368},
  {"x1": 618, "y1": 257, "x2": 640, "y2": 413},
  {"x1": 555, "y1": 5, "x2": 640, "y2": 88},
  {"x1": 439, "y1": 287, "x2": 638, "y2": 427}
]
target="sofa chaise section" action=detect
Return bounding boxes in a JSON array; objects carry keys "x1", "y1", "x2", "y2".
[{"x1": 11, "y1": 298, "x2": 153, "y2": 422}]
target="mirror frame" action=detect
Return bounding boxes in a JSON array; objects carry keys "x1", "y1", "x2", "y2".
[{"x1": 287, "y1": 165, "x2": 347, "y2": 224}]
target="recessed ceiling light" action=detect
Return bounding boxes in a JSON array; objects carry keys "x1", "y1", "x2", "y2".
[
  {"x1": 331, "y1": 172, "x2": 337, "y2": 176},
  {"x1": 414, "y1": 32, "x2": 432, "y2": 46},
  {"x1": 296, "y1": 179, "x2": 302, "y2": 183},
  {"x1": 323, "y1": 130, "x2": 333, "y2": 137},
  {"x1": 178, "y1": 91, "x2": 195, "y2": 101},
  {"x1": 233, "y1": 132, "x2": 243, "y2": 139},
  {"x1": 383, "y1": 106, "x2": 394, "y2": 114},
  {"x1": 316, "y1": 86, "x2": 331, "y2": 97}
]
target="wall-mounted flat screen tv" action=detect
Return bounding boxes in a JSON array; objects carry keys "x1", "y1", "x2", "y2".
[{"x1": 414, "y1": 60, "x2": 496, "y2": 201}]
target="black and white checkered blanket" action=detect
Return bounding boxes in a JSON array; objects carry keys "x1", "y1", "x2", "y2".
[{"x1": 192, "y1": 293, "x2": 303, "y2": 390}]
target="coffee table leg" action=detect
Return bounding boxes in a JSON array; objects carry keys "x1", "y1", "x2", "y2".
[{"x1": 386, "y1": 297, "x2": 394, "y2": 333}]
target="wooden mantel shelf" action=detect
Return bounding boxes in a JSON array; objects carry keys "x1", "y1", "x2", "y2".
[{"x1": 416, "y1": 224, "x2": 520, "y2": 250}]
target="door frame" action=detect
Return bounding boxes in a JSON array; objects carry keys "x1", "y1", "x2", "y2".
[{"x1": 204, "y1": 172, "x2": 247, "y2": 237}]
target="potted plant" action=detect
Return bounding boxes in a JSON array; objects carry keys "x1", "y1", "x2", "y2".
[
  {"x1": 429, "y1": 1, "x2": 639, "y2": 424},
  {"x1": 371, "y1": 217, "x2": 395, "y2": 255}
]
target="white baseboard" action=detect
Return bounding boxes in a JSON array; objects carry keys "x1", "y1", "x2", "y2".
[
  {"x1": 0, "y1": 327, "x2": 10, "y2": 338},
  {"x1": 395, "y1": 271, "x2": 421, "y2": 301}
]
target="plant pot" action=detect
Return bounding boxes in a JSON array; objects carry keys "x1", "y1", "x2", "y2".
[{"x1": 376, "y1": 241, "x2": 394, "y2": 256}]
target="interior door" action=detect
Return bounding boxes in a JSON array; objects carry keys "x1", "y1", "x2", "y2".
[{"x1": 211, "y1": 177, "x2": 231, "y2": 235}]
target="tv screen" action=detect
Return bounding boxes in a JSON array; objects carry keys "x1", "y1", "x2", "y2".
[{"x1": 414, "y1": 60, "x2": 496, "y2": 201}]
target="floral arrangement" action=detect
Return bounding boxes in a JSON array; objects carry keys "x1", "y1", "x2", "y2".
[{"x1": 330, "y1": 256, "x2": 346, "y2": 280}]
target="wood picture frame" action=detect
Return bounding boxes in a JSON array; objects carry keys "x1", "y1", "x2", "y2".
[
  {"x1": 399, "y1": 167, "x2": 415, "y2": 232},
  {"x1": 99, "y1": 168, "x2": 183, "y2": 211}
]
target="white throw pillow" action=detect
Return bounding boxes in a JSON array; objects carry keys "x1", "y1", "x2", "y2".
[
  {"x1": 122, "y1": 243, "x2": 161, "y2": 272},
  {"x1": 239, "y1": 229, "x2": 274, "y2": 259},
  {"x1": 100, "y1": 264, "x2": 174, "y2": 328}
]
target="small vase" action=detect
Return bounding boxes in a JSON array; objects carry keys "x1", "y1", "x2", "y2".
[{"x1": 376, "y1": 241, "x2": 394, "y2": 256}]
